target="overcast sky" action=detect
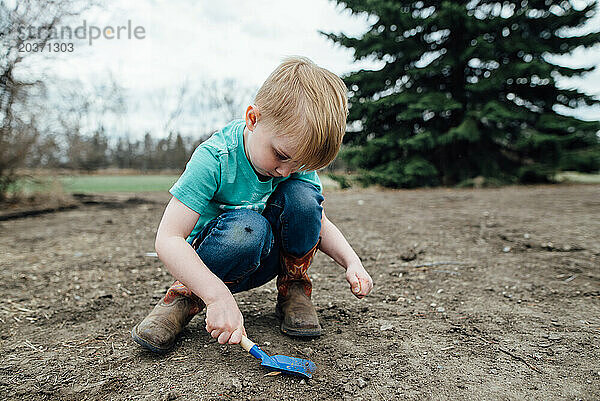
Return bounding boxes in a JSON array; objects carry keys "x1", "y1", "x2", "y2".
[{"x1": 34, "y1": 0, "x2": 600, "y2": 138}]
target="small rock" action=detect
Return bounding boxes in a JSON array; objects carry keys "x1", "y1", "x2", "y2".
[
  {"x1": 343, "y1": 382, "x2": 353, "y2": 393},
  {"x1": 541, "y1": 242, "x2": 554, "y2": 250},
  {"x1": 380, "y1": 323, "x2": 394, "y2": 331},
  {"x1": 300, "y1": 379, "x2": 306, "y2": 385},
  {"x1": 523, "y1": 233, "x2": 530, "y2": 239},
  {"x1": 357, "y1": 200, "x2": 364, "y2": 206},
  {"x1": 400, "y1": 248, "x2": 418, "y2": 261},
  {"x1": 436, "y1": 307, "x2": 446, "y2": 313},
  {"x1": 547, "y1": 334, "x2": 561, "y2": 341},
  {"x1": 164, "y1": 391, "x2": 179, "y2": 401},
  {"x1": 430, "y1": 303, "x2": 437, "y2": 307},
  {"x1": 357, "y1": 377, "x2": 367, "y2": 388},
  {"x1": 230, "y1": 378, "x2": 242, "y2": 392},
  {"x1": 503, "y1": 246, "x2": 511, "y2": 253},
  {"x1": 301, "y1": 347, "x2": 314, "y2": 357}
]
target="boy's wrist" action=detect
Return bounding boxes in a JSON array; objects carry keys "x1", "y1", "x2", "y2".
[
  {"x1": 342, "y1": 255, "x2": 362, "y2": 271},
  {"x1": 201, "y1": 284, "x2": 233, "y2": 305}
]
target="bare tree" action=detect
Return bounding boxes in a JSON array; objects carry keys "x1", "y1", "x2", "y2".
[
  {"x1": 150, "y1": 78, "x2": 255, "y2": 140},
  {"x1": 0, "y1": 0, "x2": 92, "y2": 199},
  {"x1": 202, "y1": 78, "x2": 255, "y2": 122},
  {"x1": 53, "y1": 76, "x2": 126, "y2": 170}
]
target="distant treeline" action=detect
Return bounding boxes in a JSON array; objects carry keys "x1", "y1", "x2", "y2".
[{"x1": 26, "y1": 130, "x2": 209, "y2": 172}]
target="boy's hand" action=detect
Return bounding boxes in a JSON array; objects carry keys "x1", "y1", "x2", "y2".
[
  {"x1": 204, "y1": 295, "x2": 247, "y2": 345},
  {"x1": 345, "y1": 262, "x2": 373, "y2": 299}
]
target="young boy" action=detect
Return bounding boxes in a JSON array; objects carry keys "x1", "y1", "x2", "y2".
[{"x1": 131, "y1": 56, "x2": 373, "y2": 353}]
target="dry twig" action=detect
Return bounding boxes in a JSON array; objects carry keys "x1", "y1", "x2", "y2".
[
  {"x1": 498, "y1": 347, "x2": 542, "y2": 373},
  {"x1": 413, "y1": 261, "x2": 469, "y2": 268}
]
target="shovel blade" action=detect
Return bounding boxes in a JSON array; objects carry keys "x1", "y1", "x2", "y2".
[{"x1": 261, "y1": 354, "x2": 317, "y2": 379}]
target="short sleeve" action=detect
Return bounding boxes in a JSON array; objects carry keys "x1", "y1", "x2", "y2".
[
  {"x1": 169, "y1": 145, "x2": 220, "y2": 214},
  {"x1": 289, "y1": 170, "x2": 322, "y2": 193}
]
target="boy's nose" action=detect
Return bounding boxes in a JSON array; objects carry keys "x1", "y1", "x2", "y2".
[{"x1": 276, "y1": 165, "x2": 292, "y2": 177}]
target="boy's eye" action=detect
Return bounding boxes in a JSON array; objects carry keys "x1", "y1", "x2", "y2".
[{"x1": 274, "y1": 150, "x2": 289, "y2": 161}]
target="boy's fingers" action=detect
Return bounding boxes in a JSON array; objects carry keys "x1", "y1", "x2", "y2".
[
  {"x1": 228, "y1": 329, "x2": 242, "y2": 345},
  {"x1": 217, "y1": 331, "x2": 230, "y2": 344},
  {"x1": 360, "y1": 278, "x2": 371, "y2": 295},
  {"x1": 349, "y1": 275, "x2": 360, "y2": 293},
  {"x1": 362, "y1": 278, "x2": 373, "y2": 296}
]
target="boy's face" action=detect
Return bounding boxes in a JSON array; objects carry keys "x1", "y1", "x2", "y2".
[{"x1": 244, "y1": 106, "x2": 300, "y2": 180}]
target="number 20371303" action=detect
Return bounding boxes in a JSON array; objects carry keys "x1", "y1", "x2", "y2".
[{"x1": 18, "y1": 42, "x2": 74, "y2": 52}]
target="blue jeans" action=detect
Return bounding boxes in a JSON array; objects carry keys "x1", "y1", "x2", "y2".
[{"x1": 190, "y1": 179, "x2": 324, "y2": 294}]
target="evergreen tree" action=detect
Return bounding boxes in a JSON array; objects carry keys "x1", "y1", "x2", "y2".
[
  {"x1": 86, "y1": 127, "x2": 109, "y2": 170},
  {"x1": 173, "y1": 133, "x2": 188, "y2": 170},
  {"x1": 325, "y1": 0, "x2": 600, "y2": 187},
  {"x1": 142, "y1": 132, "x2": 154, "y2": 170},
  {"x1": 112, "y1": 137, "x2": 132, "y2": 169}
]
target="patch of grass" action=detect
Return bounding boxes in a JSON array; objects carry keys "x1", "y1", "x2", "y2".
[
  {"x1": 58, "y1": 175, "x2": 179, "y2": 193},
  {"x1": 326, "y1": 173, "x2": 352, "y2": 189},
  {"x1": 3, "y1": 176, "x2": 74, "y2": 210},
  {"x1": 6, "y1": 175, "x2": 58, "y2": 196},
  {"x1": 12, "y1": 173, "x2": 345, "y2": 195},
  {"x1": 555, "y1": 171, "x2": 600, "y2": 184}
]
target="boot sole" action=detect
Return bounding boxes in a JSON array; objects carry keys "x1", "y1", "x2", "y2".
[
  {"x1": 280, "y1": 323, "x2": 322, "y2": 337},
  {"x1": 131, "y1": 324, "x2": 174, "y2": 354},
  {"x1": 275, "y1": 305, "x2": 322, "y2": 337}
]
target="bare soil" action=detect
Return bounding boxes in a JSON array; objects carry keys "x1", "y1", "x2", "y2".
[{"x1": 1, "y1": 184, "x2": 599, "y2": 400}]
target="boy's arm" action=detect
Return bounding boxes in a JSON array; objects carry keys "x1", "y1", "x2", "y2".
[
  {"x1": 155, "y1": 196, "x2": 246, "y2": 344},
  {"x1": 318, "y1": 209, "x2": 373, "y2": 298}
]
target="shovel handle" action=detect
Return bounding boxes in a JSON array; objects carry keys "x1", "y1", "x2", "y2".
[{"x1": 240, "y1": 335, "x2": 255, "y2": 353}]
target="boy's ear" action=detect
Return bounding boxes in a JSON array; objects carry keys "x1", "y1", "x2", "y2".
[{"x1": 245, "y1": 105, "x2": 261, "y2": 131}]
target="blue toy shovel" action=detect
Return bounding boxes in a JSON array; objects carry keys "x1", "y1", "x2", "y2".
[{"x1": 240, "y1": 335, "x2": 317, "y2": 379}]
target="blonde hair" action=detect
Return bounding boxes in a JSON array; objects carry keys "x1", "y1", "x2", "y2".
[{"x1": 254, "y1": 56, "x2": 348, "y2": 171}]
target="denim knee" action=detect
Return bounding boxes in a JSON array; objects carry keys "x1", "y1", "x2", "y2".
[
  {"x1": 193, "y1": 209, "x2": 273, "y2": 284},
  {"x1": 266, "y1": 179, "x2": 324, "y2": 256},
  {"x1": 218, "y1": 209, "x2": 272, "y2": 261},
  {"x1": 271, "y1": 179, "x2": 324, "y2": 215}
]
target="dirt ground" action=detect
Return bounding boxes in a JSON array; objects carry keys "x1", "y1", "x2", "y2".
[{"x1": 1, "y1": 184, "x2": 599, "y2": 400}]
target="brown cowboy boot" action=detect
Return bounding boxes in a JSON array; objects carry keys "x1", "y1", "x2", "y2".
[
  {"x1": 276, "y1": 241, "x2": 322, "y2": 336},
  {"x1": 131, "y1": 281, "x2": 205, "y2": 353}
]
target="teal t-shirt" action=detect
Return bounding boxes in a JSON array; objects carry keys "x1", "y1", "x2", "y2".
[{"x1": 170, "y1": 120, "x2": 322, "y2": 243}]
